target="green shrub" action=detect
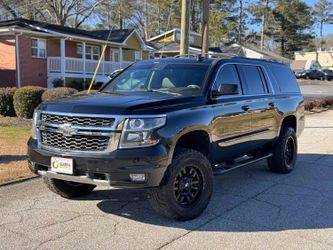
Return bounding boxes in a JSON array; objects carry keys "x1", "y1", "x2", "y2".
[
  {"x1": 304, "y1": 99, "x2": 314, "y2": 111},
  {"x1": 304, "y1": 96, "x2": 333, "y2": 111},
  {"x1": 0, "y1": 87, "x2": 16, "y2": 116},
  {"x1": 52, "y1": 78, "x2": 64, "y2": 88},
  {"x1": 42, "y1": 87, "x2": 78, "y2": 102},
  {"x1": 66, "y1": 80, "x2": 84, "y2": 91},
  {"x1": 13, "y1": 86, "x2": 45, "y2": 118}
]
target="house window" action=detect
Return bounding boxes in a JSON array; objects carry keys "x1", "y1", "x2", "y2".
[
  {"x1": 135, "y1": 51, "x2": 142, "y2": 61},
  {"x1": 31, "y1": 38, "x2": 46, "y2": 58},
  {"x1": 77, "y1": 44, "x2": 100, "y2": 60},
  {"x1": 76, "y1": 44, "x2": 83, "y2": 55},
  {"x1": 111, "y1": 49, "x2": 119, "y2": 62}
]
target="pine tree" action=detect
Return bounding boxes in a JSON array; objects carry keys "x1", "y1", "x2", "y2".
[
  {"x1": 270, "y1": 0, "x2": 314, "y2": 58},
  {"x1": 210, "y1": 0, "x2": 248, "y2": 45}
]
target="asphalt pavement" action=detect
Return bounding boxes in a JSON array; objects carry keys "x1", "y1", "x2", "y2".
[
  {"x1": 300, "y1": 84, "x2": 333, "y2": 97},
  {"x1": 1, "y1": 111, "x2": 333, "y2": 250}
]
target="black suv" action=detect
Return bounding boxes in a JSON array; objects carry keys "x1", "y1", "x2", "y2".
[
  {"x1": 320, "y1": 69, "x2": 333, "y2": 81},
  {"x1": 28, "y1": 57, "x2": 305, "y2": 220}
]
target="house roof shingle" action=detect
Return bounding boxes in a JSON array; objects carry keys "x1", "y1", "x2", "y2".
[{"x1": 0, "y1": 18, "x2": 134, "y2": 43}]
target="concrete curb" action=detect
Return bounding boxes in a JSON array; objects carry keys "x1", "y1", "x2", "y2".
[{"x1": 0, "y1": 175, "x2": 41, "y2": 188}]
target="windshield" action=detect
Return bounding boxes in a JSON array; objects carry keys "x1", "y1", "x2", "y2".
[{"x1": 102, "y1": 62, "x2": 209, "y2": 96}]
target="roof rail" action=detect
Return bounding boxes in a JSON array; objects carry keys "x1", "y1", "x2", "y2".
[
  {"x1": 232, "y1": 56, "x2": 288, "y2": 65},
  {"x1": 174, "y1": 52, "x2": 238, "y2": 59}
]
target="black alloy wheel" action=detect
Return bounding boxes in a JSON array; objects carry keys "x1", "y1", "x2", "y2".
[
  {"x1": 173, "y1": 166, "x2": 203, "y2": 206},
  {"x1": 284, "y1": 136, "x2": 296, "y2": 166}
]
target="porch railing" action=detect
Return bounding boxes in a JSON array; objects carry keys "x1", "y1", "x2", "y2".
[{"x1": 48, "y1": 57, "x2": 134, "y2": 75}]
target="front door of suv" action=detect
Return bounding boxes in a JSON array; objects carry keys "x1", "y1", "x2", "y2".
[
  {"x1": 236, "y1": 64, "x2": 277, "y2": 149},
  {"x1": 211, "y1": 64, "x2": 252, "y2": 163}
]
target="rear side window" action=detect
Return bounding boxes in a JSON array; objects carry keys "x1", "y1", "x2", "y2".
[
  {"x1": 270, "y1": 65, "x2": 300, "y2": 93},
  {"x1": 214, "y1": 64, "x2": 241, "y2": 94},
  {"x1": 237, "y1": 65, "x2": 266, "y2": 95}
]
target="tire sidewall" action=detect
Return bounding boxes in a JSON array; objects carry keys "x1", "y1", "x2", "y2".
[{"x1": 163, "y1": 151, "x2": 213, "y2": 220}]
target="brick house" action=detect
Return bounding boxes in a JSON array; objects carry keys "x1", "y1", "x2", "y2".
[{"x1": 0, "y1": 19, "x2": 149, "y2": 88}]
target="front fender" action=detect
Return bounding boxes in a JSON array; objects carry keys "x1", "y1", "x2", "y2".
[{"x1": 157, "y1": 105, "x2": 214, "y2": 166}]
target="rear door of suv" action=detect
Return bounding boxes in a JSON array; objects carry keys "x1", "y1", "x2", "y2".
[{"x1": 236, "y1": 64, "x2": 278, "y2": 148}]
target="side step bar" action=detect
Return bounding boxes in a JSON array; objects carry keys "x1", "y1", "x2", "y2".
[{"x1": 213, "y1": 153, "x2": 272, "y2": 176}]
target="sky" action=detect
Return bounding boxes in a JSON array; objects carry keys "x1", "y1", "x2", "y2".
[{"x1": 305, "y1": 0, "x2": 333, "y2": 36}]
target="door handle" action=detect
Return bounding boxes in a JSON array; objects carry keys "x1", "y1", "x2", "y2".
[
  {"x1": 241, "y1": 105, "x2": 250, "y2": 111},
  {"x1": 268, "y1": 102, "x2": 275, "y2": 108}
]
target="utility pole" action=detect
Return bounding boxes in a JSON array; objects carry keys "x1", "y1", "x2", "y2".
[
  {"x1": 180, "y1": 0, "x2": 191, "y2": 56},
  {"x1": 201, "y1": 0, "x2": 209, "y2": 55}
]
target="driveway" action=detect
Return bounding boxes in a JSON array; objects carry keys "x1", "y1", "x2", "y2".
[{"x1": 1, "y1": 111, "x2": 333, "y2": 249}]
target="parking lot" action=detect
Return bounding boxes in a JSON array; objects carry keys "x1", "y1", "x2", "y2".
[
  {"x1": 300, "y1": 84, "x2": 333, "y2": 97},
  {"x1": 1, "y1": 110, "x2": 333, "y2": 250}
]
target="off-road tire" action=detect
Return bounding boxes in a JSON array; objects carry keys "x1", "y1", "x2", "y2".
[
  {"x1": 148, "y1": 149, "x2": 213, "y2": 221},
  {"x1": 43, "y1": 177, "x2": 96, "y2": 198},
  {"x1": 268, "y1": 127, "x2": 297, "y2": 174}
]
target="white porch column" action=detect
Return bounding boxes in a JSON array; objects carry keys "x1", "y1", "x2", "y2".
[
  {"x1": 82, "y1": 42, "x2": 86, "y2": 82},
  {"x1": 60, "y1": 38, "x2": 66, "y2": 84},
  {"x1": 15, "y1": 34, "x2": 21, "y2": 88},
  {"x1": 119, "y1": 47, "x2": 123, "y2": 69}
]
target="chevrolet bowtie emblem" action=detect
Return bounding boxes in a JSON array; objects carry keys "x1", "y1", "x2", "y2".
[{"x1": 59, "y1": 123, "x2": 77, "y2": 137}]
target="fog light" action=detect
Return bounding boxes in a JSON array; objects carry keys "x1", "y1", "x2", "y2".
[{"x1": 129, "y1": 173, "x2": 146, "y2": 182}]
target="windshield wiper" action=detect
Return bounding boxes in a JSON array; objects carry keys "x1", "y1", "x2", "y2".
[{"x1": 146, "y1": 89, "x2": 181, "y2": 96}]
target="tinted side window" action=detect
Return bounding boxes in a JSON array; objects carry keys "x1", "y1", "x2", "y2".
[
  {"x1": 238, "y1": 65, "x2": 266, "y2": 95},
  {"x1": 269, "y1": 65, "x2": 300, "y2": 93},
  {"x1": 214, "y1": 64, "x2": 241, "y2": 94}
]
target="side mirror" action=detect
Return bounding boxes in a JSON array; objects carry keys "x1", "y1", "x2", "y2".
[{"x1": 212, "y1": 83, "x2": 239, "y2": 97}]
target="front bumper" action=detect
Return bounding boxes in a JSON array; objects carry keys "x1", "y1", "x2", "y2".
[{"x1": 27, "y1": 138, "x2": 169, "y2": 188}]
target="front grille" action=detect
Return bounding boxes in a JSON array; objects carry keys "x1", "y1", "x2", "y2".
[
  {"x1": 41, "y1": 130, "x2": 110, "y2": 151},
  {"x1": 41, "y1": 113, "x2": 114, "y2": 127},
  {"x1": 38, "y1": 112, "x2": 117, "y2": 152}
]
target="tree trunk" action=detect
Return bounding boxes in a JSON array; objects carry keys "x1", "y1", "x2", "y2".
[
  {"x1": 281, "y1": 39, "x2": 285, "y2": 57},
  {"x1": 260, "y1": 0, "x2": 269, "y2": 50},
  {"x1": 238, "y1": 0, "x2": 243, "y2": 44},
  {"x1": 119, "y1": 0, "x2": 123, "y2": 29},
  {"x1": 157, "y1": 1, "x2": 161, "y2": 33},
  {"x1": 144, "y1": 0, "x2": 149, "y2": 41},
  {"x1": 320, "y1": 19, "x2": 324, "y2": 51}
]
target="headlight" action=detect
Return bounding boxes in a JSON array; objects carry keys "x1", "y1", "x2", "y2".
[
  {"x1": 31, "y1": 110, "x2": 39, "y2": 139},
  {"x1": 119, "y1": 116, "x2": 166, "y2": 149}
]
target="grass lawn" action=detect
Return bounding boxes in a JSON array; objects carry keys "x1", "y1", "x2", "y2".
[{"x1": 0, "y1": 123, "x2": 35, "y2": 184}]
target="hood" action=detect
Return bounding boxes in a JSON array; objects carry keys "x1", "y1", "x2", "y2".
[{"x1": 39, "y1": 91, "x2": 206, "y2": 115}]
